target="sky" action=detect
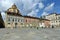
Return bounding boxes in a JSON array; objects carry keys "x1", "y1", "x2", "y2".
[{"x1": 0, "y1": 0, "x2": 60, "y2": 18}]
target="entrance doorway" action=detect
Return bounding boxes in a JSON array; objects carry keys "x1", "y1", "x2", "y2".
[{"x1": 15, "y1": 23, "x2": 17, "y2": 28}]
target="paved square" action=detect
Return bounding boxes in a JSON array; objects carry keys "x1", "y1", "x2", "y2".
[{"x1": 0, "y1": 28, "x2": 60, "y2": 40}]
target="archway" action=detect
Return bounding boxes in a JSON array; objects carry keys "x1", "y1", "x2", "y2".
[
  {"x1": 0, "y1": 13, "x2": 5, "y2": 28},
  {"x1": 0, "y1": 22, "x2": 5, "y2": 28}
]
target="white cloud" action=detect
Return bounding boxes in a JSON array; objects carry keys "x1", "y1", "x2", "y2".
[
  {"x1": 21, "y1": 0, "x2": 44, "y2": 11},
  {"x1": 22, "y1": 0, "x2": 33, "y2": 10},
  {"x1": 0, "y1": 0, "x2": 46, "y2": 17},
  {"x1": 38, "y1": 2, "x2": 44, "y2": 9},
  {"x1": 42, "y1": 12, "x2": 49, "y2": 16},
  {"x1": 21, "y1": 0, "x2": 45, "y2": 12},
  {"x1": 0, "y1": 0, "x2": 13, "y2": 11},
  {"x1": 27, "y1": 10, "x2": 37, "y2": 17},
  {"x1": 32, "y1": 3, "x2": 38, "y2": 9},
  {"x1": 41, "y1": 3, "x2": 55, "y2": 16},
  {"x1": 35, "y1": 9, "x2": 39, "y2": 12},
  {"x1": 44, "y1": 3, "x2": 55, "y2": 11},
  {"x1": 33, "y1": 0, "x2": 46, "y2": 3},
  {"x1": 21, "y1": 0, "x2": 39, "y2": 16},
  {"x1": 21, "y1": 0, "x2": 45, "y2": 16}
]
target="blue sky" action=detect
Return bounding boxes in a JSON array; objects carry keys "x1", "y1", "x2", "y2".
[{"x1": 0, "y1": 0, "x2": 60, "y2": 18}]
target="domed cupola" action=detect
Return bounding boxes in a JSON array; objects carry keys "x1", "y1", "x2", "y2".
[{"x1": 7, "y1": 4, "x2": 20, "y2": 14}]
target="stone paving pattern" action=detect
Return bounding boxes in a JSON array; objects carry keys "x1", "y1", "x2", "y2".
[{"x1": 0, "y1": 28, "x2": 60, "y2": 40}]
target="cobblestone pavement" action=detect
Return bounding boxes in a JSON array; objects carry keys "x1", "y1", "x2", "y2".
[{"x1": 0, "y1": 28, "x2": 60, "y2": 40}]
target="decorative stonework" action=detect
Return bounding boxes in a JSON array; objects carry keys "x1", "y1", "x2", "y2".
[{"x1": 7, "y1": 4, "x2": 21, "y2": 14}]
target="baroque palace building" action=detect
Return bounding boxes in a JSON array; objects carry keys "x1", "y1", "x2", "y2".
[
  {"x1": 45, "y1": 13, "x2": 60, "y2": 27},
  {"x1": 4, "y1": 4, "x2": 50, "y2": 28},
  {"x1": 4, "y1": 4, "x2": 24, "y2": 28},
  {"x1": 4, "y1": 4, "x2": 40, "y2": 28}
]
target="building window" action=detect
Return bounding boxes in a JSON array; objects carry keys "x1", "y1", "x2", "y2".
[
  {"x1": 56, "y1": 17, "x2": 57, "y2": 19},
  {"x1": 21, "y1": 20, "x2": 23, "y2": 23},
  {"x1": 12, "y1": 18, "x2": 14, "y2": 21},
  {"x1": 8, "y1": 18, "x2": 10, "y2": 21},
  {"x1": 21, "y1": 20, "x2": 22, "y2": 22},
  {"x1": 21, "y1": 23, "x2": 23, "y2": 25},
  {"x1": 59, "y1": 21, "x2": 60, "y2": 22},
  {"x1": 15, "y1": 18, "x2": 17, "y2": 22},
  {"x1": 8, "y1": 23, "x2": 10, "y2": 24},
  {"x1": 59, "y1": 17, "x2": 60, "y2": 19},
  {"x1": 18, "y1": 19, "x2": 19, "y2": 22},
  {"x1": 56, "y1": 21, "x2": 57, "y2": 22},
  {"x1": 26, "y1": 20, "x2": 27, "y2": 22}
]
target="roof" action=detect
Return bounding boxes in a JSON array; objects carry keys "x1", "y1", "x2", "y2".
[
  {"x1": 7, "y1": 12, "x2": 22, "y2": 16},
  {"x1": 46, "y1": 13, "x2": 60, "y2": 16},
  {"x1": 23, "y1": 16, "x2": 40, "y2": 19},
  {"x1": 40, "y1": 19, "x2": 50, "y2": 21},
  {"x1": 6, "y1": 12, "x2": 51, "y2": 21},
  {"x1": 6, "y1": 12, "x2": 40, "y2": 19}
]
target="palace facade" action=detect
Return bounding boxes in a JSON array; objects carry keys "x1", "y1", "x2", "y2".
[
  {"x1": 4, "y1": 4, "x2": 50, "y2": 28},
  {"x1": 45, "y1": 13, "x2": 60, "y2": 27}
]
